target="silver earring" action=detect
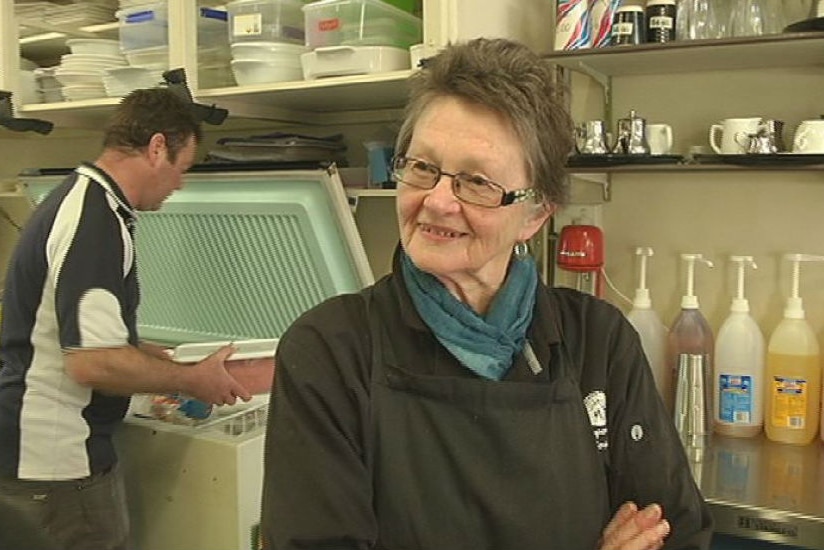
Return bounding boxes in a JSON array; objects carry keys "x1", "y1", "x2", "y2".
[{"x1": 514, "y1": 241, "x2": 529, "y2": 258}]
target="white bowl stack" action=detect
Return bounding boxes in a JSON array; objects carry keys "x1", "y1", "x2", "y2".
[
  {"x1": 55, "y1": 39, "x2": 128, "y2": 101},
  {"x1": 230, "y1": 42, "x2": 307, "y2": 86}
]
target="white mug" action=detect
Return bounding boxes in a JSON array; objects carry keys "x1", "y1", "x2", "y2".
[
  {"x1": 645, "y1": 123, "x2": 673, "y2": 155},
  {"x1": 709, "y1": 117, "x2": 762, "y2": 154},
  {"x1": 792, "y1": 120, "x2": 824, "y2": 154}
]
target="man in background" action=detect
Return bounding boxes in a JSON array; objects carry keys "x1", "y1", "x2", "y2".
[{"x1": 0, "y1": 88, "x2": 251, "y2": 550}]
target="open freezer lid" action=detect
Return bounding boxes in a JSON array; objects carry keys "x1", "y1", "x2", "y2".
[{"x1": 20, "y1": 165, "x2": 375, "y2": 345}]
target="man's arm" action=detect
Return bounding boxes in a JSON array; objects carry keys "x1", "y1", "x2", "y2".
[{"x1": 64, "y1": 344, "x2": 252, "y2": 405}]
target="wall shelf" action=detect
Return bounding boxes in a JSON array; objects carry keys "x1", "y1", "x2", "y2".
[
  {"x1": 568, "y1": 163, "x2": 824, "y2": 174},
  {"x1": 545, "y1": 31, "x2": 824, "y2": 77},
  {"x1": 19, "y1": 21, "x2": 118, "y2": 63},
  {"x1": 13, "y1": 70, "x2": 413, "y2": 128}
]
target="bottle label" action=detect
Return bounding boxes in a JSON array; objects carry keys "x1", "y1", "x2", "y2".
[
  {"x1": 612, "y1": 21, "x2": 634, "y2": 36},
  {"x1": 718, "y1": 374, "x2": 753, "y2": 424},
  {"x1": 649, "y1": 16, "x2": 673, "y2": 30},
  {"x1": 770, "y1": 376, "x2": 807, "y2": 429}
]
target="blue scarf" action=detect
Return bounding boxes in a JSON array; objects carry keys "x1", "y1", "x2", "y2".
[{"x1": 400, "y1": 250, "x2": 538, "y2": 381}]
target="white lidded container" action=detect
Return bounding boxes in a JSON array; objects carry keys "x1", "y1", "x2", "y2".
[
  {"x1": 302, "y1": 0, "x2": 422, "y2": 50},
  {"x1": 713, "y1": 256, "x2": 764, "y2": 438},
  {"x1": 230, "y1": 41, "x2": 307, "y2": 85},
  {"x1": 117, "y1": 4, "x2": 229, "y2": 53},
  {"x1": 300, "y1": 45, "x2": 409, "y2": 79},
  {"x1": 226, "y1": 0, "x2": 306, "y2": 44},
  {"x1": 231, "y1": 40, "x2": 308, "y2": 62}
]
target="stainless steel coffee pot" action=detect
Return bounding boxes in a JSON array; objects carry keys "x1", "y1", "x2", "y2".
[
  {"x1": 740, "y1": 119, "x2": 785, "y2": 154},
  {"x1": 575, "y1": 120, "x2": 610, "y2": 154},
  {"x1": 761, "y1": 119, "x2": 785, "y2": 152},
  {"x1": 612, "y1": 109, "x2": 650, "y2": 155}
]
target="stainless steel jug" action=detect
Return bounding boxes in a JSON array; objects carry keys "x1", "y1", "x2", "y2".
[
  {"x1": 673, "y1": 353, "x2": 710, "y2": 461},
  {"x1": 575, "y1": 120, "x2": 610, "y2": 154},
  {"x1": 612, "y1": 109, "x2": 650, "y2": 155}
]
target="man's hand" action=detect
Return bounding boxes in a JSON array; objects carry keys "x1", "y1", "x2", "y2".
[{"x1": 183, "y1": 345, "x2": 253, "y2": 405}]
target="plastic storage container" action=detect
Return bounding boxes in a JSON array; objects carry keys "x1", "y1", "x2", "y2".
[
  {"x1": 118, "y1": 4, "x2": 229, "y2": 52},
  {"x1": 303, "y1": 0, "x2": 423, "y2": 50},
  {"x1": 300, "y1": 45, "x2": 409, "y2": 79},
  {"x1": 226, "y1": 0, "x2": 305, "y2": 44}
]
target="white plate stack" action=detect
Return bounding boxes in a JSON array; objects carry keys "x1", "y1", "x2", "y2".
[{"x1": 55, "y1": 39, "x2": 128, "y2": 101}]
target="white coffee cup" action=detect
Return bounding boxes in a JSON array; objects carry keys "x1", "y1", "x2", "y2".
[
  {"x1": 709, "y1": 117, "x2": 762, "y2": 154},
  {"x1": 792, "y1": 120, "x2": 824, "y2": 154},
  {"x1": 645, "y1": 123, "x2": 673, "y2": 155}
]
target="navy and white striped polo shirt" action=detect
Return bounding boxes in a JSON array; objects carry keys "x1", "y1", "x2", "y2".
[{"x1": 0, "y1": 163, "x2": 139, "y2": 480}]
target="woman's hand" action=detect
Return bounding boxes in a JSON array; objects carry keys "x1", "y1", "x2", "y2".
[{"x1": 598, "y1": 502, "x2": 671, "y2": 550}]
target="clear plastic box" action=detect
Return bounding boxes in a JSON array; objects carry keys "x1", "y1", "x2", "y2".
[
  {"x1": 226, "y1": 0, "x2": 306, "y2": 44},
  {"x1": 117, "y1": 4, "x2": 229, "y2": 53},
  {"x1": 302, "y1": 0, "x2": 422, "y2": 50}
]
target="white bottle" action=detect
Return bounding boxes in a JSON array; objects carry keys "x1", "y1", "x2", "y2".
[
  {"x1": 765, "y1": 254, "x2": 824, "y2": 446},
  {"x1": 626, "y1": 247, "x2": 669, "y2": 400},
  {"x1": 714, "y1": 256, "x2": 764, "y2": 438}
]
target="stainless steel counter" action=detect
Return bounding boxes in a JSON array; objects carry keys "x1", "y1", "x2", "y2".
[{"x1": 696, "y1": 434, "x2": 824, "y2": 549}]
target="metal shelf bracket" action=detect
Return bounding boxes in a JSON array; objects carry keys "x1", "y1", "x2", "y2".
[
  {"x1": 569, "y1": 172, "x2": 611, "y2": 202},
  {"x1": 574, "y1": 61, "x2": 611, "y2": 97}
]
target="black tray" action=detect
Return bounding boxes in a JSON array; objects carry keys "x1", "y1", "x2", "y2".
[
  {"x1": 784, "y1": 17, "x2": 824, "y2": 33},
  {"x1": 693, "y1": 153, "x2": 824, "y2": 166},
  {"x1": 567, "y1": 154, "x2": 684, "y2": 168}
]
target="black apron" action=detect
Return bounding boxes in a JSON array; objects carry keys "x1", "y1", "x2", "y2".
[{"x1": 367, "y1": 302, "x2": 612, "y2": 550}]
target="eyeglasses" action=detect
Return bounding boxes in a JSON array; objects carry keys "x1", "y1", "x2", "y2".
[{"x1": 391, "y1": 155, "x2": 542, "y2": 208}]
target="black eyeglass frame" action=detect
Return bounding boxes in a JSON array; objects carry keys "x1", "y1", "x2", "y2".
[{"x1": 391, "y1": 155, "x2": 543, "y2": 208}]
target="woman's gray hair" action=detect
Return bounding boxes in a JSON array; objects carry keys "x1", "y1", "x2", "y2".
[{"x1": 395, "y1": 38, "x2": 574, "y2": 206}]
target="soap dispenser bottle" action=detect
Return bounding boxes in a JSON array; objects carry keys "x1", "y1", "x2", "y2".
[
  {"x1": 626, "y1": 247, "x2": 669, "y2": 400},
  {"x1": 714, "y1": 256, "x2": 764, "y2": 438},
  {"x1": 667, "y1": 253, "x2": 714, "y2": 421},
  {"x1": 765, "y1": 254, "x2": 824, "y2": 445}
]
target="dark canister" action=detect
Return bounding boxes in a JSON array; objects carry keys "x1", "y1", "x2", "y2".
[
  {"x1": 646, "y1": 0, "x2": 677, "y2": 43},
  {"x1": 611, "y1": 5, "x2": 645, "y2": 46}
]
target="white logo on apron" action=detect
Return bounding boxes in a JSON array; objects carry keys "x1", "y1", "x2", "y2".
[{"x1": 584, "y1": 390, "x2": 608, "y2": 451}]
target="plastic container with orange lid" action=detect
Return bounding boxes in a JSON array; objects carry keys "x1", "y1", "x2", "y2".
[{"x1": 302, "y1": 0, "x2": 422, "y2": 50}]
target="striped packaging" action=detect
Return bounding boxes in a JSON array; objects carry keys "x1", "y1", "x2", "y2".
[
  {"x1": 590, "y1": 0, "x2": 622, "y2": 48},
  {"x1": 554, "y1": 0, "x2": 592, "y2": 51}
]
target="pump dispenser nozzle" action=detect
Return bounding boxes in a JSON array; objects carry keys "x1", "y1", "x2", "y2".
[
  {"x1": 729, "y1": 256, "x2": 757, "y2": 313},
  {"x1": 783, "y1": 253, "x2": 824, "y2": 319},
  {"x1": 680, "y1": 254, "x2": 714, "y2": 309},
  {"x1": 633, "y1": 247, "x2": 655, "y2": 309}
]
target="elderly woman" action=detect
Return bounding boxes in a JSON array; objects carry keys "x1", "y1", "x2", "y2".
[{"x1": 261, "y1": 38, "x2": 712, "y2": 550}]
